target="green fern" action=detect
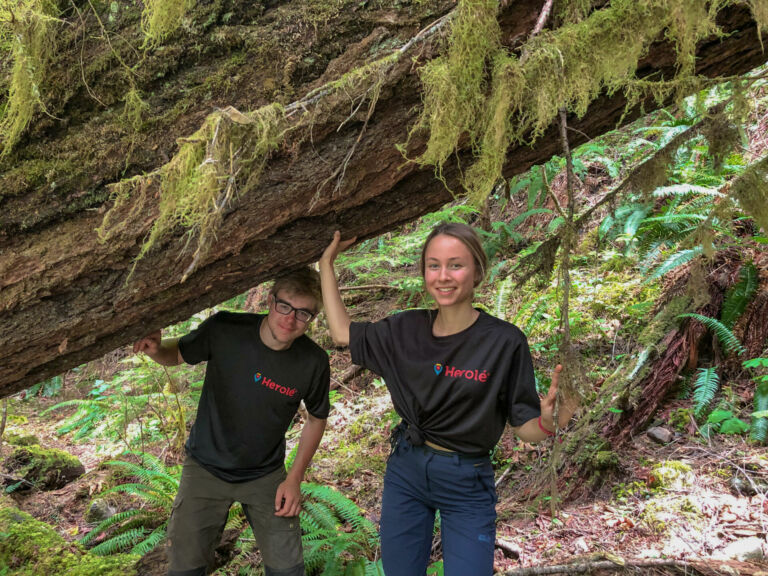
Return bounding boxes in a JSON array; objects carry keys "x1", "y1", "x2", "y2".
[
  {"x1": 90, "y1": 527, "x2": 149, "y2": 555},
  {"x1": 651, "y1": 184, "x2": 724, "y2": 198},
  {"x1": 721, "y1": 262, "x2": 758, "y2": 328},
  {"x1": 81, "y1": 452, "x2": 179, "y2": 556},
  {"x1": 299, "y1": 482, "x2": 379, "y2": 575},
  {"x1": 745, "y1": 357, "x2": 768, "y2": 443},
  {"x1": 646, "y1": 246, "x2": 703, "y2": 281},
  {"x1": 678, "y1": 313, "x2": 746, "y2": 356},
  {"x1": 692, "y1": 367, "x2": 719, "y2": 417}
]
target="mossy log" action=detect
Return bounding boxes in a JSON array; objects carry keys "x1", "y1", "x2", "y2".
[
  {"x1": 3, "y1": 444, "x2": 85, "y2": 490},
  {"x1": 0, "y1": 506, "x2": 139, "y2": 575},
  {"x1": 1, "y1": 0, "x2": 767, "y2": 397}
]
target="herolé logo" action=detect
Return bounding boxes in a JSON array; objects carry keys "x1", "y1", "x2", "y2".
[
  {"x1": 434, "y1": 363, "x2": 490, "y2": 383},
  {"x1": 254, "y1": 370, "x2": 297, "y2": 398}
]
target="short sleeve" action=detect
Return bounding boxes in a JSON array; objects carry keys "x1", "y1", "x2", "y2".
[
  {"x1": 178, "y1": 314, "x2": 216, "y2": 365},
  {"x1": 349, "y1": 319, "x2": 395, "y2": 376},
  {"x1": 506, "y1": 336, "x2": 541, "y2": 427},
  {"x1": 304, "y1": 355, "x2": 331, "y2": 419}
]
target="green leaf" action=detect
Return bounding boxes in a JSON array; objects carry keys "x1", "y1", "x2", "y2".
[
  {"x1": 707, "y1": 409, "x2": 732, "y2": 424},
  {"x1": 718, "y1": 418, "x2": 749, "y2": 435}
]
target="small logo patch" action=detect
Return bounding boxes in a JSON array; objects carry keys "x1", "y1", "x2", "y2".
[
  {"x1": 434, "y1": 363, "x2": 443, "y2": 375},
  {"x1": 254, "y1": 372, "x2": 262, "y2": 382}
]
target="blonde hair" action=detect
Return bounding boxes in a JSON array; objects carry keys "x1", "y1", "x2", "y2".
[
  {"x1": 270, "y1": 266, "x2": 322, "y2": 312},
  {"x1": 419, "y1": 222, "x2": 488, "y2": 287}
]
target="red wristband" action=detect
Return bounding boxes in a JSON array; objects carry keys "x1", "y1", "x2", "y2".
[{"x1": 538, "y1": 416, "x2": 555, "y2": 436}]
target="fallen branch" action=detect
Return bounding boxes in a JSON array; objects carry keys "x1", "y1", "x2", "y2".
[
  {"x1": 339, "y1": 284, "x2": 400, "y2": 292},
  {"x1": 503, "y1": 558, "x2": 685, "y2": 575},
  {"x1": 495, "y1": 538, "x2": 521, "y2": 559}
]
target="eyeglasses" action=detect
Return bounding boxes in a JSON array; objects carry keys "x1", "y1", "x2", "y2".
[{"x1": 273, "y1": 297, "x2": 315, "y2": 323}]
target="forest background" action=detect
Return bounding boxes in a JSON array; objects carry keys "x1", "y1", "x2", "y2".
[{"x1": 1, "y1": 0, "x2": 768, "y2": 575}]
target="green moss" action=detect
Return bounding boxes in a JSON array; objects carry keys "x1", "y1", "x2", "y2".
[
  {"x1": 668, "y1": 407, "x2": 694, "y2": 432},
  {"x1": 99, "y1": 103, "x2": 288, "y2": 276},
  {"x1": 141, "y1": 0, "x2": 193, "y2": 49},
  {"x1": 730, "y1": 154, "x2": 768, "y2": 234},
  {"x1": 3, "y1": 432, "x2": 40, "y2": 447},
  {"x1": 121, "y1": 88, "x2": 149, "y2": 132},
  {"x1": 649, "y1": 459, "x2": 693, "y2": 489},
  {"x1": 0, "y1": 507, "x2": 139, "y2": 575},
  {"x1": 750, "y1": 0, "x2": 768, "y2": 43},
  {"x1": 0, "y1": 0, "x2": 60, "y2": 157},
  {"x1": 413, "y1": 0, "x2": 728, "y2": 201},
  {"x1": 5, "y1": 445, "x2": 84, "y2": 490},
  {"x1": 590, "y1": 450, "x2": 620, "y2": 470},
  {"x1": 638, "y1": 294, "x2": 693, "y2": 347},
  {"x1": 640, "y1": 494, "x2": 702, "y2": 534},
  {"x1": 411, "y1": 0, "x2": 501, "y2": 176}
]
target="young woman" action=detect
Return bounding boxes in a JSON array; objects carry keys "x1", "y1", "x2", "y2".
[{"x1": 319, "y1": 222, "x2": 577, "y2": 576}]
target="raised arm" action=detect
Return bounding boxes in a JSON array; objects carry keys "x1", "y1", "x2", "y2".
[
  {"x1": 318, "y1": 230, "x2": 356, "y2": 347},
  {"x1": 133, "y1": 330, "x2": 184, "y2": 366},
  {"x1": 513, "y1": 365, "x2": 579, "y2": 442}
]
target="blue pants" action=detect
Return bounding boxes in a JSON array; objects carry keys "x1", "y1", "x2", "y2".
[{"x1": 380, "y1": 438, "x2": 497, "y2": 576}]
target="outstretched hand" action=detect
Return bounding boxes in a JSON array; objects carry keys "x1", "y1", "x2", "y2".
[
  {"x1": 320, "y1": 230, "x2": 356, "y2": 266},
  {"x1": 540, "y1": 364, "x2": 563, "y2": 418},
  {"x1": 133, "y1": 330, "x2": 161, "y2": 356}
]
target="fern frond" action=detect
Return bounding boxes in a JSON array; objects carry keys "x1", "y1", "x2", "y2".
[
  {"x1": 102, "y1": 483, "x2": 174, "y2": 508},
  {"x1": 646, "y1": 246, "x2": 703, "y2": 281},
  {"x1": 131, "y1": 525, "x2": 167, "y2": 556},
  {"x1": 652, "y1": 184, "x2": 724, "y2": 198},
  {"x1": 301, "y1": 500, "x2": 338, "y2": 532},
  {"x1": 679, "y1": 313, "x2": 746, "y2": 356},
  {"x1": 721, "y1": 262, "x2": 758, "y2": 328},
  {"x1": 693, "y1": 367, "x2": 719, "y2": 417},
  {"x1": 751, "y1": 381, "x2": 768, "y2": 443},
  {"x1": 90, "y1": 527, "x2": 148, "y2": 556},
  {"x1": 80, "y1": 509, "x2": 148, "y2": 545},
  {"x1": 41, "y1": 399, "x2": 106, "y2": 415}
]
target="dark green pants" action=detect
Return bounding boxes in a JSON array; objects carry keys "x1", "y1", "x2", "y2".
[{"x1": 167, "y1": 456, "x2": 304, "y2": 576}]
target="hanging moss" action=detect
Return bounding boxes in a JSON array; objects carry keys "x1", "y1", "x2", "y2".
[
  {"x1": 121, "y1": 87, "x2": 149, "y2": 131},
  {"x1": 99, "y1": 103, "x2": 288, "y2": 276},
  {"x1": 730, "y1": 154, "x2": 768, "y2": 234},
  {"x1": 414, "y1": 0, "x2": 730, "y2": 201},
  {"x1": 750, "y1": 0, "x2": 768, "y2": 43},
  {"x1": 410, "y1": 0, "x2": 501, "y2": 173},
  {"x1": 0, "y1": 0, "x2": 59, "y2": 157},
  {"x1": 141, "y1": 0, "x2": 194, "y2": 49}
]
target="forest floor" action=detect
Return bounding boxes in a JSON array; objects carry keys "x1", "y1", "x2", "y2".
[{"x1": 2, "y1": 337, "x2": 767, "y2": 575}]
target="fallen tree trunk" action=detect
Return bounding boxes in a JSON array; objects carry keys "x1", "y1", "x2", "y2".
[{"x1": 1, "y1": 1, "x2": 766, "y2": 397}]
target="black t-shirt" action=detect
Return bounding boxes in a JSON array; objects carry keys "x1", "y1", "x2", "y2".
[
  {"x1": 179, "y1": 311, "x2": 330, "y2": 482},
  {"x1": 350, "y1": 309, "x2": 539, "y2": 454}
]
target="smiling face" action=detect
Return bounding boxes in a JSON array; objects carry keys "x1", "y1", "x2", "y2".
[
  {"x1": 423, "y1": 234, "x2": 479, "y2": 310},
  {"x1": 261, "y1": 289, "x2": 318, "y2": 350}
]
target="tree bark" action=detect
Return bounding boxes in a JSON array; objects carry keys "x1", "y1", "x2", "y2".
[{"x1": 1, "y1": 1, "x2": 766, "y2": 397}]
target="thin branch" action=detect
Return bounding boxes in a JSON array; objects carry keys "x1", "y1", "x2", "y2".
[
  {"x1": 504, "y1": 558, "x2": 694, "y2": 575},
  {"x1": 519, "y1": 0, "x2": 554, "y2": 66},
  {"x1": 339, "y1": 284, "x2": 399, "y2": 292}
]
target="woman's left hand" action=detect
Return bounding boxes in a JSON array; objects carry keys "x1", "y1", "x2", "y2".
[{"x1": 539, "y1": 364, "x2": 563, "y2": 431}]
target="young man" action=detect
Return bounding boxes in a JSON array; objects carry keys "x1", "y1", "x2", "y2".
[{"x1": 134, "y1": 267, "x2": 330, "y2": 576}]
